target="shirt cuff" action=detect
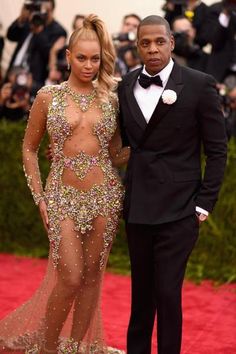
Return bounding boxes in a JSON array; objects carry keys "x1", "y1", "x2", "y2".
[
  {"x1": 219, "y1": 12, "x2": 230, "y2": 27},
  {"x1": 196, "y1": 206, "x2": 209, "y2": 216}
]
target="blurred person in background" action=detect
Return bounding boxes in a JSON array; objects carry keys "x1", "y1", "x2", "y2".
[
  {"x1": 227, "y1": 86, "x2": 236, "y2": 138},
  {"x1": 123, "y1": 45, "x2": 142, "y2": 72},
  {"x1": 163, "y1": 0, "x2": 209, "y2": 47},
  {"x1": 201, "y1": 0, "x2": 236, "y2": 83},
  {"x1": 171, "y1": 15, "x2": 209, "y2": 71},
  {"x1": 72, "y1": 14, "x2": 86, "y2": 31},
  {"x1": 113, "y1": 13, "x2": 142, "y2": 75},
  {"x1": 218, "y1": 75, "x2": 236, "y2": 139},
  {"x1": 0, "y1": 66, "x2": 31, "y2": 120},
  {"x1": 6, "y1": 0, "x2": 66, "y2": 96},
  {"x1": 0, "y1": 20, "x2": 4, "y2": 82}
]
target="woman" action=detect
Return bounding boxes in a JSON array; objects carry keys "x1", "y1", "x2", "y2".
[{"x1": 0, "y1": 14, "x2": 129, "y2": 354}]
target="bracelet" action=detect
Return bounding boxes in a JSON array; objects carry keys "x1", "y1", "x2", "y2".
[{"x1": 32, "y1": 192, "x2": 45, "y2": 206}]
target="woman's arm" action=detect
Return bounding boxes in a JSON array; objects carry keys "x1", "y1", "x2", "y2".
[
  {"x1": 108, "y1": 94, "x2": 130, "y2": 167},
  {"x1": 109, "y1": 123, "x2": 130, "y2": 167},
  {"x1": 22, "y1": 90, "x2": 48, "y2": 205},
  {"x1": 23, "y1": 90, "x2": 50, "y2": 231}
]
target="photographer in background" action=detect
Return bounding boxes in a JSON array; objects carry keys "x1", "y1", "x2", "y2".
[
  {"x1": 0, "y1": 21, "x2": 4, "y2": 82},
  {"x1": 6, "y1": 0, "x2": 66, "y2": 96},
  {"x1": 227, "y1": 86, "x2": 236, "y2": 138},
  {"x1": 218, "y1": 76, "x2": 236, "y2": 139},
  {"x1": 202, "y1": 0, "x2": 236, "y2": 82},
  {"x1": 171, "y1": 15, "x2": 209, "y2": 71},
  {"x1": 163, "y1": 0, "x2": 209, "y2": 47},
  {"x1": 123, "y1": 45, "x2": 142, "y2": 72},
  {"x1": 113, "y1": 13, "x2": 141, "y2": 75},
  {"x1": 0, "y1": 67, "x2": 31, "y2": 121}
]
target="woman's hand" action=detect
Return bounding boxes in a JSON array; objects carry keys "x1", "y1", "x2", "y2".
[
  {"x1": 45, "y1": 144, "x2": 54, "y2": 161},
  {"x1": 39, "y1": 200, "x2": 49, "y2": 232}
]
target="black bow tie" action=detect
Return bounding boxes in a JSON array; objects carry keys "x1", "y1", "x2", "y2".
[{"x1": 138, "y1": 72, "x2": 163, "y2": 89}]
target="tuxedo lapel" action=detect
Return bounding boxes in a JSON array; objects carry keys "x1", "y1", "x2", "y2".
[
  {"x1": 139, "y1": 63, "x2": 184, "y2": 146},
  {"x1": 124, "y1": 68, "x2": 147, "y2": 130}
]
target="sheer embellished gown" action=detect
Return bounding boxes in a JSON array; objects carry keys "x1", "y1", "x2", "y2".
[{"x1": 0, "y1": 82, "x2": 127, "y2": 354}]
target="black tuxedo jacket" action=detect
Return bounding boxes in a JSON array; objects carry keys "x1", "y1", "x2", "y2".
[{"x1": 118, "y1": 62, "x2": 227, "y2": 224}]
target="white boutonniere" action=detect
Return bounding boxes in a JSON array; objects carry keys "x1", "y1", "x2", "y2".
[{"x1": 162, "y1": 89, "x2": 177, "y2": 105}]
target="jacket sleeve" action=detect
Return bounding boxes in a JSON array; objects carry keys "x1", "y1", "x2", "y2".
[
  {"x1": 7, "y1": 19, "x2": 30, "y2": 42},
  {"x1": 117, "y1": 82, "x2": 130, "y2": 147},
  {"x1": 195, "y1": 74, "x2": 227, "y2": 212}
]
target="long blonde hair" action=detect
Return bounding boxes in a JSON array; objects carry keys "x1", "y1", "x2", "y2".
[{"x1": 68, "y1": 14, "x2": 117, "y2": 102}]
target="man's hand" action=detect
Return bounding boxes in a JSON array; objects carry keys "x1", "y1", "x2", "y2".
[
  {"x1": 0, "y1": 83, "x2": 12, "y2": 105},
  {"x1": 5, "y1": 91, "x2": 30, "y2": 110},
  {"x1": 18, "y1": 5, "x2": 31, "y2": 24},
  {"x1": 45, "y1": 144, "x2": 54, "y2": 161},
  {"x1": 196, "y1": 212, "x2": 208, "y2": 223}
]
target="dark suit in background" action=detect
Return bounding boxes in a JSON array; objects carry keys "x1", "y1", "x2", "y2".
[
  {"x1": 164, "y1": 0, "x2": 209, "y2": 47},
  {"x1": 202, "y1": 1, "x2": 236, "y2": 82},
  {"x1": 7, "y1": 19, "x2": 66, "y2": 89}
]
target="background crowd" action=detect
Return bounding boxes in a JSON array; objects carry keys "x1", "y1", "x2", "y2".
[{"x1": 0, "y1": 0, "x2": 236, "y2": 139}]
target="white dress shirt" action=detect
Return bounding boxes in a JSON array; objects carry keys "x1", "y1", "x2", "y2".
[
  {"x1": 133, "y1": 59, "x2": 209, "y2": 217},
  {"x1": 134, "y1": 59, "x2": 174, "y2": 123},
  {"x1": 13, "y1": 33, "x2": 33, "y2": 67}
]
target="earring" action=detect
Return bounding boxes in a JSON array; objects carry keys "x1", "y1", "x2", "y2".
[{"x1": 67, "y1": 63, "x2": 71, "y2": 70}]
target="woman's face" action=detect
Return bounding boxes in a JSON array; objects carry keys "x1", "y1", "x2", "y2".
[{"x1": 67, "y1": 39, "x2": 101, "y2": 84}]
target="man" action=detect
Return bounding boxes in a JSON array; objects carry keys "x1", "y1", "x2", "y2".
[
  {"x1": 163, "y1": 0, "x2": 209, "y2": 47},
  {"x1": 0, "y1": 68, "x2": 31, "y2": 121},
  {"x1": 225, "y1": 84, "x2": 236, "y2": 139},
  {"x1": 171, "y1": 15, "x2": 209, "y2": 72},
  {"x1": 114, "y1": 14, "x2": 142, "y2": 75},
  {"x1": 201, "y1": 0, "x2": 236, "y2": 82},
  {"x1": 6, "y1": 0, "x2": 66, "y2": 93},
  {"x1": 118, "y1": 15, "x2": 227, "y2": 354}
]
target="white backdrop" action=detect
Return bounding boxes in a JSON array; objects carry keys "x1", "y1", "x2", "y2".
[{"x1": 0, "y1": 0, "x2": 216, "y2": 72}]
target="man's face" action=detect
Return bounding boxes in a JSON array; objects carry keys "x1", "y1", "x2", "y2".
[
  {"x1": 137, "y1": 24, "x2": 174, "y2": 75},
  {"x1": 121, "y1": 16, "x2": 140, "y2": 34},
  {"x1": 41, "y1": 1, "x2": 53, "y2": 14},
  {"x1": 172, "y1": 18, "x2": 196, "y2": 43}
]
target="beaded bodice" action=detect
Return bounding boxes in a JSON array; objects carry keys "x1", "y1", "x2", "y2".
[
  {"x1": 16, "y1": 81, "x2": 127, "y2": 354},
  {"x1": 37, "y1": 83, "x2": 124, "y2": 269},
  {"x1": 46, "y1": 82, "x2": 118, "y2": 159}
]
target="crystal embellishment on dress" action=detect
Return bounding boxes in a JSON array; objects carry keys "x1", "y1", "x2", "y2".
[
  {"x1": 0, "y1": 81, "x2": 126, "y2": 354},
  {"x1": 63, "y1": 82, "x2": 97, "y2": 112}
]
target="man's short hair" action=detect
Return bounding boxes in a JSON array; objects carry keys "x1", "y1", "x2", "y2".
[
  {"x1": 42, "y1": 0, "x2": 55, "y2": 10},
  {"x1": 123, "y1": 13, "x2": 142, "y2": 24},
  {"x1": 171, "y1": 15, "x2": 192, "y2": 30},
  {"x1": 137, "y1": 15, "x2": 171, "y2": 38}
]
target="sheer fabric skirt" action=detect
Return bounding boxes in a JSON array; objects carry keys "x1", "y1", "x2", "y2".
[{"x1": 0, "y1": 177, "x2": 124, "y2": 353}]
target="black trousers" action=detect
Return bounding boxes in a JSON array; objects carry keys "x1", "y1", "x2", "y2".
[{"x1": 126, "y1": 215, "x2": 199, "y2": 354}]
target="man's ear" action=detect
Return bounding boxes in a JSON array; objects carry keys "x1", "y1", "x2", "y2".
[{"x1": 170, "y1": 34, "x2": 175, "y2": 51}]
